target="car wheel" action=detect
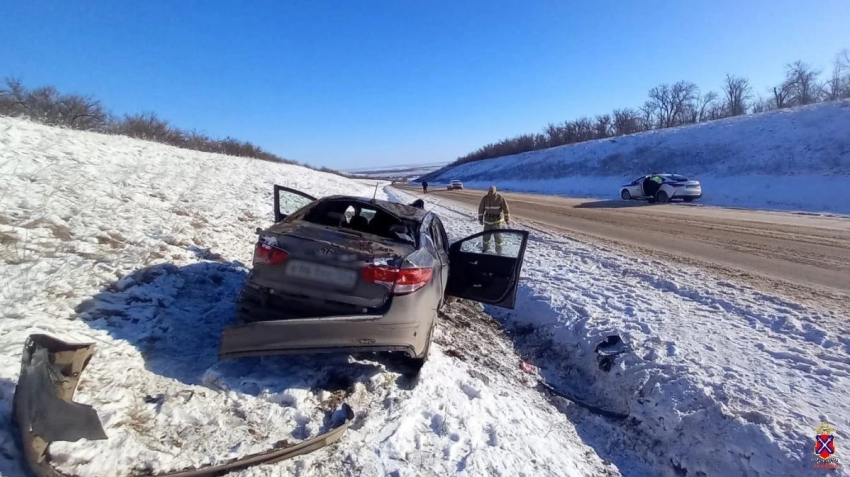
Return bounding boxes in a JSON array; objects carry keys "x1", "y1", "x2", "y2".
[
  {"x1": 621, "y1": 189, "x2": 631, "y2": 200},
  {"x1": 656, "y1": 191, "x2": 669, "y2": 204},
  {"x1": 683, "y1": 197, "x2": 695, "y2": 202},
  {"x1": 406, "y1": 321, "x2": 434, "y2": 372}
]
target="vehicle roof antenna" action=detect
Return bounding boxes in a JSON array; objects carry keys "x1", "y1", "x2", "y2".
[{"x1": 371, "y1": 182, "x2": 379, "y2": 202}]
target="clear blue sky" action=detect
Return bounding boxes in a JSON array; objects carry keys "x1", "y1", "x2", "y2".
[{"x1": 1, "y1": 0, "x2": 847, "y2": 169}]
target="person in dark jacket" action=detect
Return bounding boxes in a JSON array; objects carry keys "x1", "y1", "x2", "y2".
[
  {"x1": 422, "y1": 181, "x2": 428, "y2": 193},
  {"x1": 643, "y1": 174, "x2": 663, "y2": 198}
]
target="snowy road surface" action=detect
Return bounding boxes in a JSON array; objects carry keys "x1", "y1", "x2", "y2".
[
  {"x1": 396, "y1": 184, "x2": 850, "y2": 312},
  {"x1": 2, "y1": 116, "x2": 848, "y2": 477}
]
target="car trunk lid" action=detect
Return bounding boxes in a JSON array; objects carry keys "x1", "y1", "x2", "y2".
[
  {"x1": 247, "y1": 221, "x2": 415, "y2": 314},
  {"x1": 669, "y1": 180, "x2": 700, "y2": 188}
]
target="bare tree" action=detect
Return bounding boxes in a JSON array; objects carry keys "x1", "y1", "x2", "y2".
[
  {"x1": 644, "y1": 84, "x2": 669, "y2": 128},
  {"x1": 534, "y1": 133, "x2": 547, "y2": 149},
  {"x1": 823, "y1": 50, "x2": 850, "y2": 101},
  {"x1": 612, "y1": 108, "x2": 643, "y2": 135},
  {"x1": 0, "y1": 78, "x2": 29, "y2": 116},
  {"x1": 705, "y1": 102, "x2": 727, "y2": 121},
  {"x1": 26, "y1": 86, "x2": 63, "y2": 124},
  {"x1": 722, "y1": 75, "x2": 751, "y2": 116},
  {"x1": 57, "y1": 94, "x2": 108, "y2": 130},
  {"x1": 784, "y1": 61, "x2": 821, "y2": 106},
  {"x1": 116, "y1": 112, "x2": 184, "y2": 144},
  {"x1": 670, "y1": 81, "x2": 699, "y2": 126},
  {"x1": 184, "y1": 129, "x2": 214, "y2": 152},
  {"x1": 839, "y1": 49, "x2": 850, "y2": 70},
  {"x1": 544, "y1": 122, "x2": 565, "y2": 148},
  {"x1": 823, "y1": 59, "x2": 844, "y2": 101},
  {"x1": 594, "y1": 114, "x2": 612, "y2": 139},
  {"x1": 0, "y1": 78, "x2": 319, "y2": 170},
  {"x1": 645, "y1": 81, "x2": 698, "y2": 128},
  {"x1": 772, "y1": 81, "x2": 793, "y2": 109},
  {"x1": 686, "y1": 91, "x2": 719, "y2": 123},
  {"x1": 573, "y1": 117, "x2": 594, "y2": 142},
  {"x1": 750, "y1": 94, "x2": 774, "y2": 114},
  {"x1": 638, "y1": 102, "x2": 654, "y2": 129}
]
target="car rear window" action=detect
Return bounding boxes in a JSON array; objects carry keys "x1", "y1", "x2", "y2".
[{"x1": 296, "y1": 199, "x2": 419, "y2": 244}]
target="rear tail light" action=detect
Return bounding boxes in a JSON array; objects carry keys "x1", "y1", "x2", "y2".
[
  {"x1": 253, "y1": 243, "x2": 289, "y2": 265},
  {"x1": 361, "y1": 266, "x2": 433, "y2": 295}
]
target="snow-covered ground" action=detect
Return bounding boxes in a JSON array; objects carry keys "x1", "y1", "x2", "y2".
[
  {"x1": 420, "y1": 100, "x2": 850, "y2": 215},
  {"x1": 0, "y1": 117, "x2": 612, "y2": 477},
  {"x1": 2, "y1": 116, "x2": 847, "y2": 477},
  {"x1": 390, "y1": 187, "x2": 850, "y2": 477},
  {"x1": 348, "y1": 162, "x2": 448, "y2": 181}
]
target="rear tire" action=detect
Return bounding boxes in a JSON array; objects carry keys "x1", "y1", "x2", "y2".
[
  {"x1": 620, "y1": 189, "x2": 631, "y2": 200},
  {"x1": 656, "y1": 191, "x2": 669, "y2": 204},
  {"x1": 406, "y1": 310, "x2": 437, "y2": 371}
]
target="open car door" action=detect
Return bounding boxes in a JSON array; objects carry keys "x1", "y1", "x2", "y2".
[
  {"x1": 274, "y1": 185, "x2": 317, "y2": 222},
  {"x1": 445, "y1": 229, "x2": 530, "y2": 309}
]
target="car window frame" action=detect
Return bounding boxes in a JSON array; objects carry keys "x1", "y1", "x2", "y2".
[
  {"x1": 433, "y1": 217, "x2": 449, "y2": 253},
  {"x1": 430, "y1": 221, "x2": 444, "y2": 253}
]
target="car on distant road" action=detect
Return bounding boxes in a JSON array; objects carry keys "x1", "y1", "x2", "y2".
[
  {"x1": 619, "y1": 173, "x2": 702, "y2": 203},
  {"x1": 447, "y1": 180, "x2": 464, "y2": 190},
  {"x1": 219, "y1": 185, "x2": 529, "y2": 369}
]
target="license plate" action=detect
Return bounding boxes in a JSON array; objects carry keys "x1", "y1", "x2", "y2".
[
  {"x1": 285, "y1": 260, "x2": 358, "y2": 288},
  {"x1": 687, "y1": 185, "x2": 699, "y2": 189}
]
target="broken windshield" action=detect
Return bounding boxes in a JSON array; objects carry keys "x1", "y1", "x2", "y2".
[{"x1": 295, "y1": 199, "x2": 418, "y2": 245}]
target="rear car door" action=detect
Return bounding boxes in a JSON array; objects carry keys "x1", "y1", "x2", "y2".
[
  {"x1": 445, "y1": 229, "x2": 530, "y2": 309},
  {"x1": 274, "y1": 185, "x2": 317, "y2": 222}
]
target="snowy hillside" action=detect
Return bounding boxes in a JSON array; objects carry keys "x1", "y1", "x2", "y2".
[
  {"x1": 421, "y1": 100, "x2": 850, "y2": 214},
  {"x1": 0, "y1": 117, "x2": 612, "y2": 476}
]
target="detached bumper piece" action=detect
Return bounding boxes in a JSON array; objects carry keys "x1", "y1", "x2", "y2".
[{"x1": 13, "y1": 333, "x2": 355, "y2": 477}]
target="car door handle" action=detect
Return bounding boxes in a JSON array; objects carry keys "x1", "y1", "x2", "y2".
[{"x1": 469, "y1": 261, "x2": 478, "y2": 265}]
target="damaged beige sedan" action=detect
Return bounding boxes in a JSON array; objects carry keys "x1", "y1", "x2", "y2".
[{"x1": 219, "y1": 185, "x2": 530, "y2": 368}]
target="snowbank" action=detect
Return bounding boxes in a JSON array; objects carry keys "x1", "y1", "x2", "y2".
[
  {"x1": 421, "y1": 100, "x2": 850, "y2": 214},
  {"x1": 0, "y1": 117, "x2": 611, "y2": 476}
]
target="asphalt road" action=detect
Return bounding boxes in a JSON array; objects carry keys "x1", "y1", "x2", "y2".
[{"x1": 395, "y1": 185, "x2": 850, "y2": 310}]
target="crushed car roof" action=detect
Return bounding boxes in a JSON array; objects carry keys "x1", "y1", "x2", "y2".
[{"x1": 321, "y1": 195, "x2": 429, "y2": 221}]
